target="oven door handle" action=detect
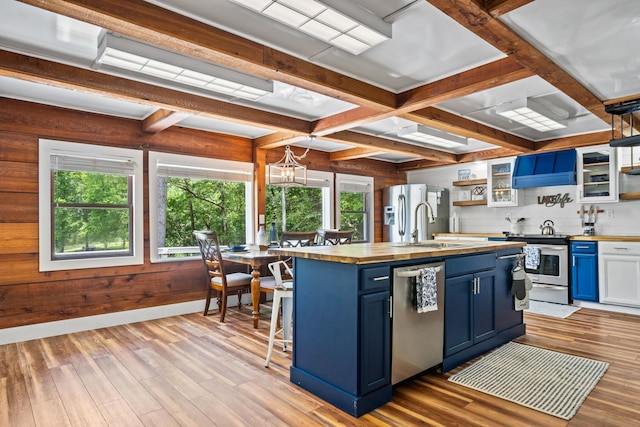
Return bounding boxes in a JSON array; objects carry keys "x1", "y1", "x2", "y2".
[
  {"x1": 539, "y1": 246, "x2": 568, "y2": 251},
  {"x1": 531, "y1": 284, "x2": 566, "y2": 290}
]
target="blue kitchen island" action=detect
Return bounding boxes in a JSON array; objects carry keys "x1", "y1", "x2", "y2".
[{"x1": 271, "y1": 240, "x2": 526, "y2": 417}]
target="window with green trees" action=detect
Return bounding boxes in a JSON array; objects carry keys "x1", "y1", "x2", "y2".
[
  {"x1": 39, "y1": 139, "x2": 144, "y2": 271},
  {"x1": 149, "y1": 152, "x2": 253, "y2": 262},
  {"x1": 336, "y1": 174, "x2": 373, "y2": 243},
  {"x1": 53, "y1": 170, "x2": 132, "y2": 256},
  {"x1": 265, "y1": 170, "x2": 332, "y2": 238}
]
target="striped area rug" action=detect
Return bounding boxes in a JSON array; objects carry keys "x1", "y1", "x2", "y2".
[{"x1": 448, "y1": 342, "x2": 609, "y2": 420}]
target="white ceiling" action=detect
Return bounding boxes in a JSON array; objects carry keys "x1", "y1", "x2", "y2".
[{"x1": 0, "y1": 0, "x2": 638, "y2": 163}]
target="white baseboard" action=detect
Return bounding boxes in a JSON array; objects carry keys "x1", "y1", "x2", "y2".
[
  {"x1": 573, "y1": 300, "x2": 640, "y2": 316},
  {"x1": 0, "y1": 299, "x2": 206, "y2": 345}
]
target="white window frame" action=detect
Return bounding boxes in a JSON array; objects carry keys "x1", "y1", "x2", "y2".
[
  {"x1": 266, "y1": 169, "x2": 334, "y2": 231},
  {"x1": 149, "y1": 151, "x2": 254, "y2": 263},
  {"x1": 335, "y1": 173, "x2": 374, "y2": 242},
  {"x1": 38, "y1": 139, "x2": 144, "y2": 271}
]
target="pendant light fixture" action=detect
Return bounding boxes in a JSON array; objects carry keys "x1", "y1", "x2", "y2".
[{"x1": 268, "y1": 136, "x2": 314, "y2": 186}]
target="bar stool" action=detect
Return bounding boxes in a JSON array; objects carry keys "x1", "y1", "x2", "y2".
[{"x1": 265, "y1": 260, "x2": 294, "y2": 368}]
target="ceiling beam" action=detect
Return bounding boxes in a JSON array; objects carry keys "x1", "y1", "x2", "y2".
[
  {"x1": 534, "y1": 131, "x2": 612, "y2": 152},
  {"x1": 329, "y1": 147, "x2": 387, "y2": 162},
  {"x1": 396, "y1": 57, "x2": 534, "y2": 112},
  {"x1": 295, "y1": 58, "x2": 533, "y2": 151},
  {"x1": 484, "y1": 0, "x2": 536, "y2": 18},
  {"x1": 323, "y1": 131, "x2": 458, "y2": 164},
  {"x1": 254, "y1": 132, "x2": 310, "y2": 150},
  {"x1": 142, "y1": 109, "x2": 190, "y2": 134},
  {"x1": 0, "y1": 50, "x2": 310, "y2": 133},
  {"x1": 456, "y1": 147, "x2": 521, "y2": 163},
  {"x1": 401, "y1": 107, "x2": 535, "y2": 152},
  {"x1": 18, "y1": 0, "x2": 396, "y2": 112},
  {"x1": 427, "y1": 0, "x2": 608, "y2": 123}
]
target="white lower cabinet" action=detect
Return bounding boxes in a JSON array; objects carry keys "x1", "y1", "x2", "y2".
[{"x1": 598, "y1": 242, "x2": 640, "y2": 307}]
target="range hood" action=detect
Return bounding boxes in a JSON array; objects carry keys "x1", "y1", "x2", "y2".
[{"x1": 512, "y1": 149, "x2": 576, "y2": 189}]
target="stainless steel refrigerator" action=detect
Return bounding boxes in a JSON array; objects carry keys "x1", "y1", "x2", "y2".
[{"x1": 383, "y1": 184, "x2": 449, "y2": 242}]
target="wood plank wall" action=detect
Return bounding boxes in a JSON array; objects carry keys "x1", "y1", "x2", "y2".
[{"x1": 0, "y1": 98, "x2": 405, "y2": 329}]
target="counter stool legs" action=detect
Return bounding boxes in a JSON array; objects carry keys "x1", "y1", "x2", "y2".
[{"x1": 265, "y1": 289, "x2": 293, "y2": 368}]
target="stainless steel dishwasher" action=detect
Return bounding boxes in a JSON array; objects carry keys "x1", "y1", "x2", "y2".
[{"x1": 391, "y1": 261, "x2": 445, "y2": 385}]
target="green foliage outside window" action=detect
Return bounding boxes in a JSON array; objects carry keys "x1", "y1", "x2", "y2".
[
  {"x1": 53, "y1": 170, "x2": 130, "y2": 254},
  {"x1": 162, "y1": 177, "x2": 246, "y2": 248},
  {"x1": 339, "y1": 191, "x2": 367, "y2": 241},
  {"x1": 266, "y1": 186, "x2": 323, "y2": 236}
]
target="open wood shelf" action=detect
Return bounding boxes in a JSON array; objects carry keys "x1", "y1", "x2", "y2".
[
  {"x1": 452, "y1": 178, "x2": 487, "y2": 186},
  {"x1": 453, "y1": 199, "x2": 487, "y2": 206},
  {"x1": 621, "y1": 166, "x2": 640, "y2": 174},
  {"x1": 620, "y1": 192, "x2": 640, "y2": 200}
]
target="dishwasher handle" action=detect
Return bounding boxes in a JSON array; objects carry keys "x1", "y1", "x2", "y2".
[{"x1": 396, "y1": 265, "x2": 442, "y2": 278}]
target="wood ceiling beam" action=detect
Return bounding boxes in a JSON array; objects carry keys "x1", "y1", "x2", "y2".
[
  {"x1": 306, "y1": 58, "x2": 534, "y2": 148},
  {"x1": 396, "y1": 57, "x2": 534, "y2": 112},
  {"x1": 456, "y1": 147, "x2": 521, "y2": 163},
  {"x1": 323, "y1": 131, "x2": 458, "y2": 164},
  {"x1": 142, "y1": 109, "x2": 190, "y2": 134},
  {"x1": 483, "y1": 0, "x2": 536, "y2": 18},
  {"x1": 0, "y1": 50, "x2": 309, "y2": 133},
  {"x1": 254, "y1": 132, "x2": 310, "y2": 150},
  {"x1": 534, "y1": 131, "x2": 612, "y2": 152},
  {"x1": 427, "y1": 0, "x2": 608, "y2": 122},
  {"x1": 401, "y1": 107, "x2": 535, "y2": 153},
  {"x1": 396, "y1": 159, "x2": 452, "y2": 171},
  {"x1": 329, "y1": 147, "x2": 387, "y2": 162},
  {"x1": 18, "y1": 0, "x2": 396, "y2": 112}
]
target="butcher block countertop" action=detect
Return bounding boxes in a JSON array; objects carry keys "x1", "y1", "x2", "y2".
[
  {"x1": 270, "y1": 240, "x2": 525, "y2": 265},
  {"x1": 570, "y1": 235, "x2": 640, "y2": 242}
]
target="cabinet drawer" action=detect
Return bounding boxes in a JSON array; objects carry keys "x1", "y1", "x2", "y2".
[
  {"x1": 361, "y1": 266, "x2": 390, "y2": 292},
  {"x1": 445, "y1": 253, "x2": 496, "y2": 277},
  {"x1": 599, "y1": 241, "x2": 640, "y2": 256},
  {"x1": 571, "y1": 241, "x2": 597, "y2": 254}
]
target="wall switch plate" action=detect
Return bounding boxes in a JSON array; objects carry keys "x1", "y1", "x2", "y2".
[{"x1": 607, "y1": 210, "x2": 614, "y2": 218}]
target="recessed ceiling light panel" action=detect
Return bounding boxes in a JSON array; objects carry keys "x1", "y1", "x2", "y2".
[
  {"x1": 230, "y1": 0, "x2": 391, "y2": 55},
  {"x1": 94, "y1": 34, "x2": 273, "y2": 101}
]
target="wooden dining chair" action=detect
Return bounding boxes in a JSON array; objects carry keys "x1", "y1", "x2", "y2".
[
  {"x1": 193, "y1": 230, "x2": 252, "y2": 322},
  {"x1": 280, "y1": 231, "x2": 317, "y2": 248},
  {"x1": 322, "y1": 230, "x2": 354, "y2": 245}
]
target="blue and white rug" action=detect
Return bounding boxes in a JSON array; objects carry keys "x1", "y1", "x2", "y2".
[
  {"x1": 448, "y1": 342, "x2": 608, "y2": 420},
  {"x1": 525, "y1": 300, "x2": 581, "y2": 318}
]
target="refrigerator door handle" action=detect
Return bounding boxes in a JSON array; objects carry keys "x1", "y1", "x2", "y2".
[{"x1": 398, "y1": 194, "x2": 406, "y2": 237}]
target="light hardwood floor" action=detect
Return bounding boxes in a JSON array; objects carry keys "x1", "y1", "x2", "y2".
[{"x1": 1, "y1": 305, "x2": 640, "y2": 426}]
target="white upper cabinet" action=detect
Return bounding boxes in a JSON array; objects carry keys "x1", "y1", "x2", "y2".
[
  {"x1": 576, "y1": 145, "x2": 618, "y2": 203},
  {"x1": 487, "y1": 159, "x2": 518, "y2": 207}
]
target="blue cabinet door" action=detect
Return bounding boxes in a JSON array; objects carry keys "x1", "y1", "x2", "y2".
[
  {"x1": 572, "y1": 254, "x2": 598, "y2": 301},
  {"x1": 473, "y1": 270, "x2": 496, "y2": 343},
  {"x1": 571, "y1": 242, "x2": 598, "y2": 302},
  {"x1": 444, "y1": 273, "x2": 474, "y2": 357},
  {"x1": 360, "y1": 290, "x2": 390, "y2": 395}
]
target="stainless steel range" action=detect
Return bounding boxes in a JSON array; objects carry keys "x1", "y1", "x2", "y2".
[{"x1": 505, "y1": 234, "x2": 570, "y2": 304}]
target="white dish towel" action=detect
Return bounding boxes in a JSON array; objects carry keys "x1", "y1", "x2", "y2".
[
  {"x1": 415, "y1": 267, "x2": 438, "y2": 313},
  {"x1": 523, "y1": 246, "x2": 541, "y2": 269}
]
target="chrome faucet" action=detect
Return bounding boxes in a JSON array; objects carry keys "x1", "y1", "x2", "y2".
[{"x1": 412, "y1": 201, "x2": 435, "y2": 243}]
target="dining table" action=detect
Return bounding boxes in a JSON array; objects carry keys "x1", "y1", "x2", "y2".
[{"x1": 222, "y1": 247, "x2": 281, "y2": 328}]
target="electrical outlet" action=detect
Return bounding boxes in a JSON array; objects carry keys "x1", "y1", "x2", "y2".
[
  {"x1": 506, "y1": 212, "x2": 512, "y2": 221},
  {"x1": 607, "y1": 210, "x2": 614, "y2": 218}
]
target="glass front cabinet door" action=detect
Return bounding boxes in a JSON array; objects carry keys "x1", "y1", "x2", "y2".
[
  {"x1": 487, "y1": 159, "x2": 518, "y2": 207},
  {"x1": 576, "y1": 145, "x2": 618, "y2": 203}
]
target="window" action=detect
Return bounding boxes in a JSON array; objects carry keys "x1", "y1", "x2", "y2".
[
  {"x1": 336, "y1": 174, "x2": 374, "y2": 242},
  {"x1": 266, "y1": 170, "x2": 333, "y2": 236},
  {"x1": 39, "y1": 139, "x2": 143, "y2": 271},
  {"x1": 149, "y1": 152, "x2": 254, "y2": 263}
]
